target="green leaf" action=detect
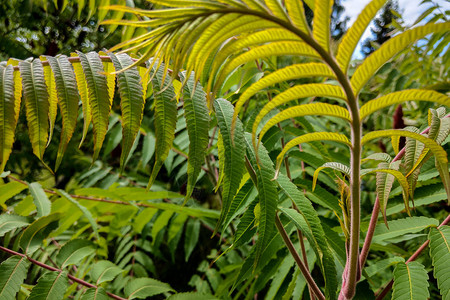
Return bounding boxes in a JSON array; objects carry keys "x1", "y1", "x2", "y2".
[
  {"x1": 56, "y1": 239, "x2": 95, "y2": 268},
  {"x1": 233, "y1": 63, "x2": 335, "y2": 129},
  {"x1": 360, "y1": 89, "x2": 450, "y2": 120},
  {"x1": 0, "y1": 65, "x2": 20, "y2": 173},
  {"x1": 147, "y1": 62, "x2": 177, "y2": 190},
  {"x1": 184, "y1": 218, "x2": 200, "y2": 261},
  {"x1": 18, "y1": 59, "x2": 50, "y2": 168},
  {"x1": 133, "y1": 207, "x2": 158, "y2": 233},
  {"x1": 81, "y1": 287, "x2": 109, "y2": 300},
  {"x1": 90, "y1": 260, "x2": 123, "y2": 285},
  {"x1": 151, "y1": 210, "x2": 173, "y2": 243},
  {"x1": 367, "y1": 161, "x2": 404, "y2": 224},
  {"x1": 40, "y1": 58, "x2": 58, "y2": 147},
  {"x1": 429, "y1": 226, "x2": 450, "y2": 300},
  {"x1": 213, "y1": 98, "x2": 245, "y2": 233},
  {"x1": 0, "y1": 256, "x2": 30, "y2": 300},
  {"x1": 392, "y1": 261, "x2": 429, "y2": 300},
  {"x1": 0, "y1": 214, "x2": 29, "y2": 237},
  {"x1": 285, "y1": 0, "x2": 309, "y2": 32},
  {"x1": 77, "y1": 51, "x2": 112, "y2": 162},
  {"x1": 277, "y1": 173, "x2": 338, "y2": 299},
  {"x1": 253, "y1": 83, "x2": 346, "y2": 138},
  {"x1": 57, "y1": 189, "x2": 99, "y2": 239},
  {"x1": 28, "y1": 182, "x2": 52, "y2": 217},
  {"x1": 215, "y1": 41, "x2": 320, "y2": 94},
  {"x1": 312, "y1": 0, "x2": 332, "y2": 51},
  {"x1": 167, "y1": 292, "x2": 218, "y2": 300},
  {"x1": 180, "y1": 72, "x2": 210, "y2": 203},
  {"x1": 351, "y1": 22, "x2": 450, "y2": 94},
  {"x1": 223, "y1": 179, "x2": 256, "y2": 230},
  {"x1": 276, "y1": 132, "x2": 351, "y2": 175},
  {"x1": 28, "y1": 271, "x2": 69, "y2": 300},
  {"x1": 45, "y1": 55, "x2": 80, "y2": 170},
  {"x1": 244, "y1": 133, "x2": 278, "y2": 269},
  {"x1": 70, "y1": 53, "x2": 91, "y2": 147},
  {"x1": 107, "y1": 52, "x2": 145, "y2": 172},
  {"x1": 362, "y1": 129, "x2": 450, "y2": 203},
  {"x1": 362, "y1": 153, "x2": 392, "y2": 163},
  {"x1": 258, "y1": 103, "x2": 351, "y2": 146},
  {"x1": 372, "y1": 216, "x2": 439, "y2": 244},
  {"x1": 0, "y1": 181, "x2": 27, "y2": 208},
  {"x1": 19, "y1": 213, "x2": 60, "y2": 254},
  {"x1": 312, "y1": 162, "x2": 350, "y2": 191},
  {"x1": 124, "y1": 277, "x2": 174, "y2": 299},
  {"x1": 337, "y1": 0, "x2": 388, "y2": 72}
]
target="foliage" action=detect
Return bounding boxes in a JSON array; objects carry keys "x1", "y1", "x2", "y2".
[{"x1": 0, "y1": 0, "x2": 449, "y2": 299}]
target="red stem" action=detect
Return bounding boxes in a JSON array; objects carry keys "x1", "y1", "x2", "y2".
[
  {"x1": 0, "y1": 246, "x2": 127, "y2": 300},
  {"x1": 358, "y1": 116, "x2": 448, "y2": 270},
  {"x1": 375, "y1": 213, "x2": 450, "y2": 299}
]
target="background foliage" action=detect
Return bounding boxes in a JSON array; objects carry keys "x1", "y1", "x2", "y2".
[{"x1": 0, "y1": 0, "x2": 449, "y2": 299}]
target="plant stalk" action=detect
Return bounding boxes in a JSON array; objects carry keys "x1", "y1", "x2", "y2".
[
  {"x1": 358, "y1": 117, "x2": 449, "y2": 270},
  {"x1": 0, "y1": 246, "x2": 127, "y2": 300},
  {"x1": 374, "y1": 213, "x2": 450, "y2": 299},
  {"x1": 275, "y1": 214, "x2": 325, "y2": 300}
]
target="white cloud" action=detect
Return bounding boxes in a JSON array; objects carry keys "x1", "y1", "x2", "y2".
[{"x1": 341, "y1": 0, "x2": 450, "y2": 58}]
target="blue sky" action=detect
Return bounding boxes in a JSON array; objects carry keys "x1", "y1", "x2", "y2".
[{"x1": 341, "y1": 0, "x2": 450, "y2": 57}]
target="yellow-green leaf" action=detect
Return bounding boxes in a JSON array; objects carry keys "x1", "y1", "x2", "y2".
[
  {"x1": 257, "y1": 103, "x2": 351, "y2": 148},
  {"x1": 362, "y1": 129, "x2": 450, "y2": 203},
  {"x1": 312, "y1": 162, "x2": 350, "y2": 191},
  {"x1": 351, "y1": 22, "x2": 450, "y2": 94},
  {"x1": 285, "y1": 0, "x2": 309, "y2": 32},
  {"x1": 77, "y1": 51, "x2": 112, "y2": 162},
  {"x1": 107, "y1": 52, "x2": 145, "y2": 172},
  {"x1": 232, "y1": 63, "x2": 335, "y2": 134},
  {"x1": 312, "y1": 0, "x2": 333, "y2": 51},
  {"x1": 19, "y1": 59, "x2": 50, "y2": 167},
  {"x1": 214, "y1": 42, "x2": 320, "y2": 96},
  {"x1": 40, "y1": 57, "x2": 58, "y2": 147},
  {"x1": 360, "y1": 89, "x2": 450, "y2": 120},
  {"x1": 276, "y1": 132, "x2": 351, "y2": 176},
  {"x1": 71, "y1": 53, "x2": 91, "y2": 147},
  {"x1": 46, "y1": 55, "x2": 79, "y2": 171},
  {"x1": 337, "y1": 0, "x2": 388, "y2": 72},
  {"x1": 147, "y1": 63, "x2": 177, "y2": 190},
  {"x1": 0, "y1": 65, "x2": 19, "y2": 172}
]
